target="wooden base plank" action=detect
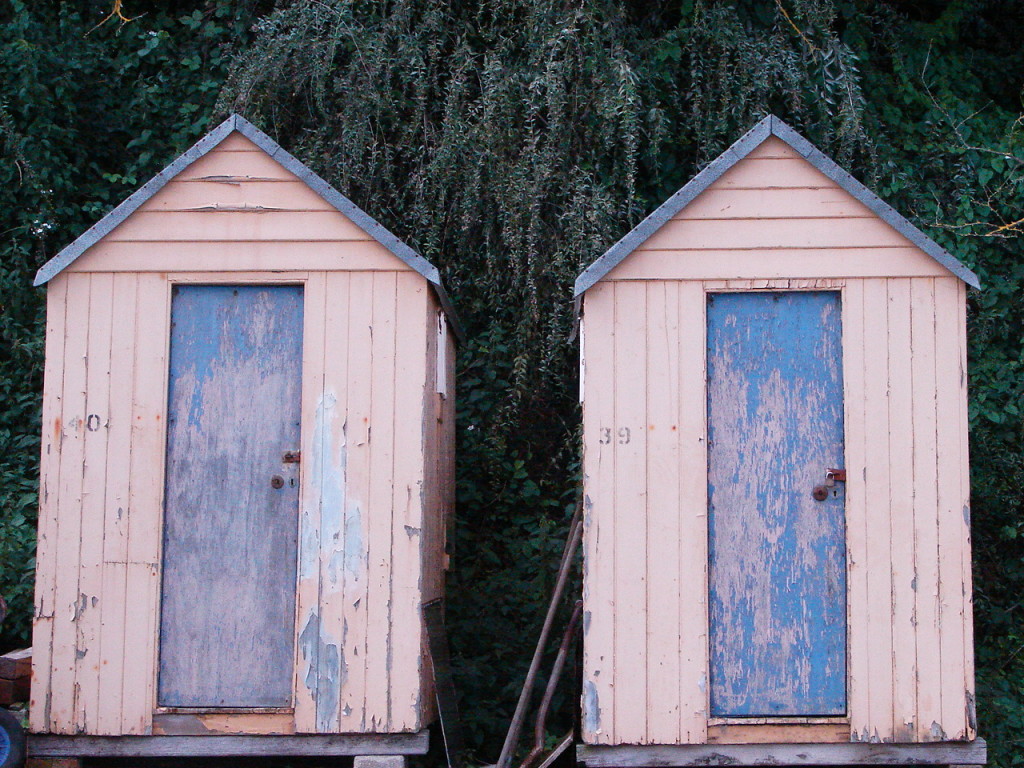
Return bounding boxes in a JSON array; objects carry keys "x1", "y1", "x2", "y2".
[
  {"x1": 576, "y1": 739, "x2": 987, "y2": 767},
  {"x1": 0, "y1": 648, "x2": 32, "y2": 679},
  {"x1": 27, "y1": 730, "x2": 430, "y2": 758}
]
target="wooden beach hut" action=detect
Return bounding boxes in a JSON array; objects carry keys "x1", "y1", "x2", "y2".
[
  {"x1": 29, "y1": 115, "x2": 459, "y2": 764},
  {"x1": 574, "y1": 116, "x2": 986, "y2": 766}
]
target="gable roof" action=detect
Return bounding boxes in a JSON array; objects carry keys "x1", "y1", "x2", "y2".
[
  {"x1": 34, "y1": 114, "x2": 464, "y2": 341},
  {"x1": 574, "y1": 115, "x2": 980, "y2": 296}
]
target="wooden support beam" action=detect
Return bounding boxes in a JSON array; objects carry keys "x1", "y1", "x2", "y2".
[
  {"x1": 576, "y1": 739, "x2": 987, "y2": 767},
  {"x1": 27, "y1": 731, "x2": 430, "y2": 758}
]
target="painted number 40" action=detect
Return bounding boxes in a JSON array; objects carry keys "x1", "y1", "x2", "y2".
[{"x1": 599, "y1": 427, "x2": 630, "y2": 445}]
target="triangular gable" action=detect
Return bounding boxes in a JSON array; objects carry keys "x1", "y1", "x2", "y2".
[
  {"x1": 35, "y1": 114, "x2": 464, "y2": 340},
  {"x1": 574, "y1": 115, "x2": 980, "y2": 295}
]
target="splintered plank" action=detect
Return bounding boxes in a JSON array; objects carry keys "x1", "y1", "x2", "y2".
[
  {"x1": 862, "y1": 278, "x2": 894, "y2": 740},
  {"x1": 388, "y1": 273, "x2": 429, "y2": 731},
  {"x1": 140, "y1": 180, "x2": 336, "y2": 213},
  {"x1": 30, "y1": 275, "x2": 69, "y2": 733},
  {"x1": 580, "y1": 283, "x2": 616, "y2": 744},
  {"x1": 886, "y1": 279, "x2": 917, "y2": 740},
  {"x1": 121, "y1": 272, "x2": 170, "y2": 734},
  {"x1": 319, "y1": 271, "x2": 356, "y2": 733},
  {"x1": 677, "y1": 282, "x2": 708, "y2": 743},
  {"x1": 75, "y1": 274, "x2": 115, "y2": 732},
  {"x1": 842, "y1": 280, "x2": 870, "y2": 741},
  {"x1": 909, "y1": 278, "x2": 941, "y2": 739},
  {"x1": 96, "y1": 274, "x2": 138, "y2": 735},
  {"x1": 340, "y1": 271, "x2": 373, "y2": 731},
  {"x1": 644, "y1": 282, "x2": 681, "y2": 745},
  {"x1": 49, "y1": 274, "x2": 91, "y2": 733},
  {"x1": 365, "y1": 272, "x2": 398, "y2": 730},
  {"x1": 294, "y1": 272, "x2": 328, "y2": 733},
  {"x1": 958, "y1": 280, "x2": 976, "y2": 740},
  {"x1": 934, "y1": 277, "x2": 968, "y2": 740},
  {"x1": 611, "y1": 281, "x2": 647, "y2": 743}
]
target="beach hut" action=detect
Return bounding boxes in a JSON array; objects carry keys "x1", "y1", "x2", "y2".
[
  {"x1": 29, "y1": 115, "x2": 459, "y2": 764},
  {"x1": 574, "y1": 116, "x2": 986, "y2": 766}
]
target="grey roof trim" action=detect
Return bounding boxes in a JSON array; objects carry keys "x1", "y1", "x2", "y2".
[
  {"x1": 574, "y1": 114, "x2": 980, "y2": 296},
  {"x1": 35, "y1": 114, "x2": 465, "y2": 341}
]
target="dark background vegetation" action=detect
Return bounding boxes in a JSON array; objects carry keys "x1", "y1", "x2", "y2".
[{"x1": 0, "y1": 0, "x2": 1021, "y2": 764}]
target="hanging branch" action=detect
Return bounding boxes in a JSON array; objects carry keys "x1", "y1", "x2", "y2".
[{"x1": 87, "y1": 0, "x2": 142, "y2": 35}]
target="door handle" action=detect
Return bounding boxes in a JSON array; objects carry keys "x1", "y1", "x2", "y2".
[{"x1": 813, "y1": 468, "x2": 846, "y2": 501}]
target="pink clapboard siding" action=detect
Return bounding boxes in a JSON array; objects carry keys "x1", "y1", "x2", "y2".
[
  {"x1": 31, "y1": 132, "x2": 455, "y2": 737},
  {"x1": 580, "y1": 136, "x2": 974, "y2": 746}
]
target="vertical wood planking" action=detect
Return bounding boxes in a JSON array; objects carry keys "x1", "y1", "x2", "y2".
[
  {"x1": 49, "y1": 273, "x2": 91, "y2": 732},
  {"x1": 958, "y1": 280, "x2": 976, "y2": 739},
  {"x1": 677, "y1": 282, "x2": 707, "y2": 743},
  {"x1": 910, "y1": 278, "x2": 941, "y2": 739},
  {"x1": 441, "y1": 325, "x2": 457, "y2": 586},
  {"x1": 861, "y1": 278, "x2": 894, "y2": 741},
  {"x1": 419, "y1": 301, "x2": 444, "y2": 606},
  {"x1": 612, "y1": 281, "x2": 647, "y2": 743},
  {"x1": 340, "y1": 271, "x2": 372, "y2": 730},
  {"x1": 322, "y1": 271, "x2": 356, "y2": 732},
  {"x1": 581, "y1": 284, "x2": 616, "y2": 744},
  {"x1": 295, "y1": 272, "x2": 327, "y2": 732},
  {"x1": 97, "y1": 274, "x2": 138, "y2": 734},
  {"x1": 887, "y1": 278, "x2": 917, "y2": 739},
  {"x1": 30, "y1": 276, "x2": 69, "y2": 733},
  {"x1": 76, "y1": 273, "x2": 115, "y2": 731},
  {"x1": 644, "y1": 282, "x2": 681, "y2": 744},
  {"x1": 389, "y1": 273, "x2": 428, "y2": 730},
  {"x1": 158, "y1": 285, "x2": 304, "y2": 708},
  {"x1": 365, "y1": 272, "x2": 398, "y2": 729},
  {"x1": 122, "y1": 272, "x2": 169, "y2": 734},
  {"x1": 842, "y1": 280, "x2": 871, "y2": 741},
  {"x1": 934, "y1": 277, "x2": 967, "y2": 740},
  {"x1": 706, "y1": 291, "x2": 846, "y2": 717}
]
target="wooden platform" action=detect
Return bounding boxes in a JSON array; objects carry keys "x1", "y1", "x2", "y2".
[
  {"x1": 576, "y1": 739, "x2": 987, "y2": 767},
  {"x1": 28, "y1": 730, "x2": 429, "y2": 758}
]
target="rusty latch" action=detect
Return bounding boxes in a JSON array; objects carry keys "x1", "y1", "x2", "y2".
[
  {"x1": 825, "y1": 468, "x2": 847, "y2": 485},
  {"x1": 283, "y1": 451, "x2": 301, "y2": 464}
]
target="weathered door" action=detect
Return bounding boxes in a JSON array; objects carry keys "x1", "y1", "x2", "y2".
[
  {"x1": 706, "y1": 291, "x2": 846, "y2": 717},
  {"x1": 159, "y1": 284, "x2": 303, "y2": 707}
]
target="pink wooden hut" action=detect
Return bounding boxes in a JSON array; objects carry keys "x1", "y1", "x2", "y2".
[
  {"x1": 574, "y1": 116, "x2": 986, "y2": 766},
  {"x1": 29, "y1": 115, "x2": 459, "y2": 764}
]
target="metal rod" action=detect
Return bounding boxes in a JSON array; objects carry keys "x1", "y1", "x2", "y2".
[
  {"x1": 532, "y1": 600, "x2": 583, "y2": 754},
  {"x1": 496, "y1": 498, "x2": 584, "y2": 768}
]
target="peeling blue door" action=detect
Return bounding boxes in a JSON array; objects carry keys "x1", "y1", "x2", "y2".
[
  {"x1": 159, "y1": 285, "x2": 303, "y2": 708},
  {"x1": 707, "y1": 291, "x2": 846, "y2": 716}
]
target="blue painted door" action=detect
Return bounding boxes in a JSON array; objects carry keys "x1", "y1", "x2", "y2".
[
  {"x1": 159, "y1": 285, "x2": 303, "y2": 708},
  {"x1": 707, "y1": 291, "x2": 846, "y2": 717}
]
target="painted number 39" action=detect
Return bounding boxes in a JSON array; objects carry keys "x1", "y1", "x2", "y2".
[{"x1": 599, "y1": 427, "x2": 631, "y2": 445}]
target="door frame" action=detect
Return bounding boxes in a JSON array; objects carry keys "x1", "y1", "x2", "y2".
[
  {"x1": 701, "y1": 279, "x2": 851, "y2": 728},
  {"x1": 152, "y1": 271, "x2": 311, "y2": 716}
]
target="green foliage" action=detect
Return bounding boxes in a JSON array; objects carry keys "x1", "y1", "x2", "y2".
[
  {"x1": 0, "y1": 0, "x2": 268, "y2": 650},
  {"x1": 0, "y1": 0, "x2": 1020, "y2": 765}
]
